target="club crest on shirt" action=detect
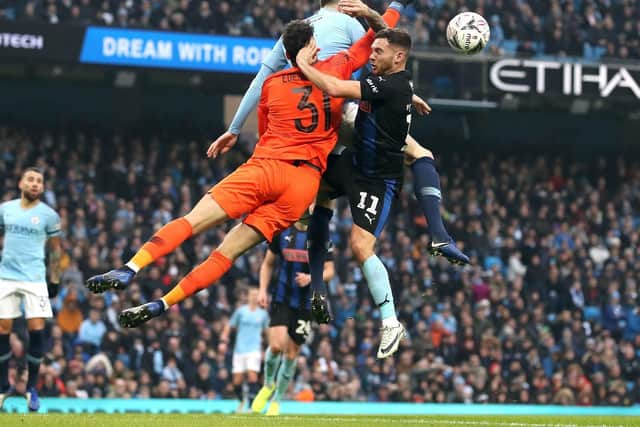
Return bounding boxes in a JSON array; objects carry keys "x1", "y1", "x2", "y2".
[
  {"x1": 359, "y1": 100, "x2": 371, "y2": 113},
  {"x1": 31, "y1": 216, "x2": 40, "y2": 225}
]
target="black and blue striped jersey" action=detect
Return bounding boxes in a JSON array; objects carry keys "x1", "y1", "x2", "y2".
[{"x1": 268, "y1": 226, "x2": 333, "y2": 311}]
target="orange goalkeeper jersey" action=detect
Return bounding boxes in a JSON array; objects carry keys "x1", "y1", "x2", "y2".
[{"x1": 252, "y1": 8, "x2": 400, "y2": 173}]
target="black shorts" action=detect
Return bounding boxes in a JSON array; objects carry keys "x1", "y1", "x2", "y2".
[
  {"x1": 269, "y1": 302, "x2": 312, "y2": 345},
  {"x1": 323, "y1": 148, "x2": 400, "y2": 237}
]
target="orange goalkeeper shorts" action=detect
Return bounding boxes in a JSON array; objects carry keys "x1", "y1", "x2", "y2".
[{"x1": 209, "y1": 157, "x2": 321, "y2": 242}]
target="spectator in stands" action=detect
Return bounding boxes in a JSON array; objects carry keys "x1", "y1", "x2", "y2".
[
  {"x1": 2, "y1": 126, "x2": 640, "y2": 405},
  {"x1": 77, "y1": 309, "x2": 106, "y2": 354},
  {"x1": 2, "y1": 0, "x2": 638, "y2": 59}
]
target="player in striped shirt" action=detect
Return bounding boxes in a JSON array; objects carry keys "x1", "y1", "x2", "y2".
[{"x1": 251, "y1": 210, "x2": 335, "y2": 416}]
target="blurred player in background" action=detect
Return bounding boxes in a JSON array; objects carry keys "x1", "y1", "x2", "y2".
[
  {"x1": 85, "y1": 2, "x2": 400, "y2": 328},
  {"x1": 0, "y1": 168, "x2": 62, "y2": 412},
  {"x1": 295, "y1": 22, "x2": 415, "y2": 358},
  {"x1": 251, "y1": 210, "x2": 335, "y2": 416},
  {"x1": 220, "y1": 287, "x2": 269, "y2": 412}
]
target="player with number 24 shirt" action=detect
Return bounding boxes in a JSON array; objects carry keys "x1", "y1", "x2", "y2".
[{"x1": 250, "y1": 212, "x2": 335, "y2": 416}]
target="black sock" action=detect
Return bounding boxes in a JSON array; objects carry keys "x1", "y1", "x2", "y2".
[
  {"x1": 248, "y1": 381, "x2": 260, "y2": 402},
  {"x1": 0, "y1": 334, "x2": 10, "y2": 391},
  {"x1": 27, "y1": 330, "x2": 44, "y2": 389},
  {"x1": 234, "y1": 383, "x2": 243, "y2": 401},
  {"x1": 307, "y1": 206, "x2": 333, "y2": 295},
  {"x1": 411, "y1": 157, "x2": 450, "y2": 243}
]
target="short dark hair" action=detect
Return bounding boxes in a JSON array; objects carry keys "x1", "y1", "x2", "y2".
[
  {"x1": 375, "y1": 28, "x2": 412, "y2": 51},
  {"x1": 320, "y1": 0, "x2": 338, "y2": 6},
  {"x1": 22, "y1": 166, "x2": 44, "y2": 179},
  {"x1": 282, "y1": 20, "x2": 314, "y2": 67}
]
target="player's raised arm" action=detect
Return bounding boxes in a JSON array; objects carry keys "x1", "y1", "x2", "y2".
[
  {"x1": 342, "y1": 0, "x2": 403, "y2": 70},
  {"x1": 296, "y1": 1, "x2": 403, "y2": 99},
  {"x1": 207, "y1": 38, "x2": 287, "y2": 158}
]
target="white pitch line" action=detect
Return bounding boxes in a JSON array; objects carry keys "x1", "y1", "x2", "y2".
[{"x1": 225, "y1": 415, "x2": 627, "y2": 427}]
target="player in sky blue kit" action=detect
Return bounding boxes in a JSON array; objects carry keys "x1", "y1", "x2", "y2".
[
  {"x1": 220, "y1": 287, "x2": 269, "y2": 412},
  {"x1": 251, "y1": 211, "x2": 335, "y2": 416},
  {"x1": 208, "y1": 0, "x2": 469, "y2": 326},
  {"x1": 0, "y1": 167, "x2": 62, "y2": 412}
]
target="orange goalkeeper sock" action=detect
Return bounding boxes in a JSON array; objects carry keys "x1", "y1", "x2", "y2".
[
  {"x1": 127, "y1": 217, "x2": 193, "y2": 271},
  {"x1": 162, "y1": 251, "x2": 232, "y2": 307}
]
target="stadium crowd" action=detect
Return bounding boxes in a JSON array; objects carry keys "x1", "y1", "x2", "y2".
[
  {"x1": 0, "y1": 0, "x2": 639, "y2": 59},
  {"x1": 1, "y1": 126, "x2": 640, "y2": 406}
]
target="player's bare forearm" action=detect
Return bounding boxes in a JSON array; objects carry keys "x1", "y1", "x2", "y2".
[
  {"x1": 48, "y1": 236, "x2": 62, "y2": 283},
  {"x1": 412, "y1": 94, "x2": 432, "y2": 115},
  {"x1": 322, "y1": 261, "x2": 335, "y2": 282},
  {"x1": 363, "y1": 7, "x2": 386, "y2": 33},
  {"x1": 259, "y1": 250, "x2": 276, "y2": 294},
  {"x1": 298, "y1": 59, "x2": 361, "y2": 98},
  {"x1": 339, "y1": 0, "x2": 386, "y2": 32},
  {"x1": 220, "y1": 324, "x2": 232, "y2": 343},
  {"x1": 258, "y1": 265, "x2": 272, "y2": 294}
]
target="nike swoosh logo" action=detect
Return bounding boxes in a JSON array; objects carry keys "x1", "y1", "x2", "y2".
[
  {"x1": 381, "y1": 331, "x2": 402, "y2": 354},
  {"x1": 431, "y1": 242, "x2": 449, "y2": 248}
]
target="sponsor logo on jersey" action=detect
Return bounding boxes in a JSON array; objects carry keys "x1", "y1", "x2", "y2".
[
  {"x1": 359, "y1": 100, "x2": 371, "y2": 112},
  {"x1": 282, "y1": 248, "x2": 309, "y2": 263},
  {"x1": 4, "y1": 224, "x2": 40, "y2": 235}
]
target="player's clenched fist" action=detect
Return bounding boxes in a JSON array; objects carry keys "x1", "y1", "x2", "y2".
[
  {"x1": 412, "y1": 94, "x2": 432, "y2": 115},
  {"x1": 207, "y1": 131, "x2": 238, "y2": 158},
  {"x1": 257, "y1": 289, "x2": 268, "y2": 308}
]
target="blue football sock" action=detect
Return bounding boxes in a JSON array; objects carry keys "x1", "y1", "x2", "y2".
[
  {"x1": 273, "y1": 357, "x2": 297, "y2": 402},
  {"x1": 263, "y1": 347, "x2": 281, "y2": 388},
  {"x1": 0, "y1": 334, "x2": 10, "y2": 390},
  {"x1": 362, "y1": 255, "x2": 396, "y2": 321},
  {"x1": 307, "y1": 206, "x2": 333, "y2": 295},
  {"x1": 412, "y1": 157, "x2": 450, "y2": 243},
  {"x1": 27, "y1": 329, "x2": 44, "y2": 389}
]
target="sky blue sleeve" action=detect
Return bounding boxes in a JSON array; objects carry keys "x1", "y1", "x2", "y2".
[
  {"x1": 229, "y1": 308, "x2": 240, "y2": 328},
  {"x1": 228, "y1": 38, "x2": 287, "y2": 135},
  {"x1": 46, "y1": 209, "x2": 61, "y2": 237}
]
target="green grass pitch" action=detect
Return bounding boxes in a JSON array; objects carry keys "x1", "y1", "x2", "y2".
[{"x1": 1, "y1": 414, "x2": 639, "y2": 427}]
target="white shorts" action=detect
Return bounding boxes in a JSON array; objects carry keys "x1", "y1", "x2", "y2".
[
  {"x1": 0, "y1": 278, "x2": 53, "y2": 319},
  {"x1": 232, "y1": 351, "x2": 262, "y2": 374},
  {"x1": 334, "y1": 101, "x2": 359, "y2": 153}
]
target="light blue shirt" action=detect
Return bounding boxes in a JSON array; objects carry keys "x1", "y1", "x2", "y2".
[
  {"x1": 0, "y1": 199, "x2": 61, "y2": 283},
  {"x1": 228, "y1": 7, "x2": 367, "y2": 135},
  {"x1": 78, "y1": 319, "x2": 107, "y2": 347},
  {"x1": 230, "y1": 305, "x2": 269, "y2": 354}
]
